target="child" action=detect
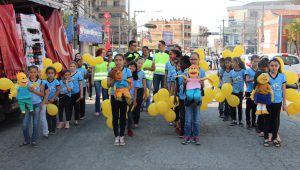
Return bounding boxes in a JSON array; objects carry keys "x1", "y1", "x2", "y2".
[
  {"x1": 245, "y1": 55, "x2": 259, "y2": 128},
  {"x1": 165, "y1": 49, "x2": 180, "y2": 95},
  {"x1": 43, "y1": 66, "x2": 60, "y2": 135},
  {"x1": 76, "y1": 58, "x2": 87, "y2": 120},
  {"x1": 107, "y1": 54, "x2": 132, "y2": 146},
  {"x1": 221, "y1": 57, "x2": 233, "y2": 121},
  {"x1": 263, "y1": 58, "x2": 286, "y2": 147},
  {"x1": 182, "y1": 52, "x2": 205, "y2": 145},
  {"x1": 69, "y1": 61, "x2": 83, "y2": 126},
  {"x1": 230, "y1": 57, "x2": 246, "y2": 126},
  {"x1": 57, "y1": 70, "x2": 74, "y2": 129},
  {"x1": 174, "y1": 56, "x2": 191, "y2": 138},
  {"x1": 132, "y1": 58, "x2": 147, "y2": 128},
  {"x1": 127, "y1": 61, "x2": 138, "y2": 136},
  {"x1": 23, "y1": 66, "x2": 45, "y2": 146},
  {"x1": 218, "y1": 58, "x2": 225, "y2": 118}
]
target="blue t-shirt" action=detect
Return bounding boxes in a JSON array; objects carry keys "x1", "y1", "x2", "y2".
[
  {"x1": 222, "y1": 69, "x2": 232, "y2": 85},
  {"x1": 28, "y1": 78, "x2": 42, "y2": 104},
  {"x1": 218, "y1": 68, "x2": 224, "y2": 87},
  {"x1": 17, "y1": 86, "x2": 31, "y2": 100},
  {"x1": 269, "y1": 73, "x2": 286, "y2": 103},
  {"x1": 177, "y1": 70, "x2": 185, "y2": 100},
  {"x1": 245, "y1": 68, "x2": 257, "y2": 92},
  {"x1": 231, "y1": 69, "x2": 245, "y2": 93},
  {"x1": 71, "y1": 71, "x2": 83, "y2": 94},
  {"x1": 77, "y1": 67, "x2": 87, "y2": 87},
  {"x1": 43, "y1": 79, "x2": 60, "y2": 100},
  {"x1": 135, "y1": 70, "x2": 145, "y2": 89},
  {"x1": 109, "y1": 67, "x2": 132, "y2": 96},
  {"x1": 165, "y1": 61, "x2": 177, "y2": 83},
  {"x1": 60, "y1": 80, "x2": 74, "y2": 97}
]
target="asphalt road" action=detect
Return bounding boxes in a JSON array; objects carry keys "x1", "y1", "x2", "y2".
[{"x1": 1, "y1": 100, "x2": 300, "y2": 170}]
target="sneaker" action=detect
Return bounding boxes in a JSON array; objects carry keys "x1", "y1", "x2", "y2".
[
  {"x1": 49, "y1": 131, "x2": 56, "y2": 135},
  {"x1": 114, "y1": 136, "x2": 120, "y2": 146},
  {"x1": 238, "y1": 122, "x2": 244, "y2": 126},
  {"x1": 31, "y1": 142, "x2": 38, "y2": 148},
  {"x1": 223, "y1": 117, "x2": 229, "y2": 121},
  {"x1": 95, "y1": 112, "x2": 100, "y2": 116},
  {"x1": 80, "y1": 116, "x2": 85, "y2": 120},
  {"x1": 194, "y1": 137, "x2": 200, "y2": 145},
  {"x1": 65, "y1": 121, "x2": 70, "y2": 129},
  {"x1": 119, "y1": 136, "x2": 125, "y2": 146},
  {"x1": 259, "y1": 132, "x2": 264, "y2": 137},
  {"x1": 246, "y1": 124, "x2": 251, "y2": 129},
  {"x1": 230, "y1": 121, "x2": 237, "y2": 126},
  {"x1": 57, "y1": 122, "x2": 64, "y2": 129},
  {"x1": 74, "y1": 121, "x2": 79, "y2": 126},
  {"x1": 128, "y1": 130, "x2": 134, "y2": 137},
  {"x1": 181, "y1": 137, "x2": 190, "y2": 145}
]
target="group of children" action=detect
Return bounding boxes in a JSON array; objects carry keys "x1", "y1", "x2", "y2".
[{"x1": 21, "y1": 56, "x2": 88, "y2": 147}]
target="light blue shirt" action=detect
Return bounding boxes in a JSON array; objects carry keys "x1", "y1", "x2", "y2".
[
  {"x1": 218, "y1": 68, "x2": 224, "y2": 87},
  {"x1": 43, "y1": 79, "x2": 60, "y2": 100},
  {"x1": 165, "y1": 61, "x2": 177, "y2": 83},
  {"x1": 135, "y1": 70, "x2": 145, "y2": 89},
  {"x1": 231, "y1": 69, "x2": 245, "y2": 93},
  {"x1": 109, "y1": 67, "x2": 132, "y2": 96},
  {"x1": 60, "y1": 80, "x2": 74, "y2": 97},
  {"x1": 28, "y1": 78, "x2": 42, "y2": 104},
  {"x1": 71, "y1": 71, "x2": 83, "y2": 94},
  {"x1": 245, "y1": 68, "x2": 257, "y2": 92},
  {"x1": 177, "y1": 70, "x2": 185, "y2": 100},
  {"x1": 77, "y1": 67, "x2": 87, "y2": 87},
  {"x1": 222, "y1": 69, "x2": 232, "y2": 84},
  {"x1": 269, "y1": 73, "x2": 286, "y2": 103}
]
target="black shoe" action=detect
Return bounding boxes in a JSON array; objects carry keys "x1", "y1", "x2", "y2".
[
  {"x1": 252, "y1": 124, "x2": 257, "y2": 128},
  {"x1": 246, "y1": 124, "x2": 251, "y2": 129},
  {"x1": 31, "y1": 142, "x2": 38, "y2": 148},
  {"x1": 219, "y1": 114, "x2": 224, "y2": 118},
  {"x1": 223, "y1": 117, "x2": 229, "y2": 121},
  {"x1": 230, "y1": 121, "x2": 237, "y2": 126},
  {"x1": 238, "y1": 122, "x2": 244, "y2": 126}
]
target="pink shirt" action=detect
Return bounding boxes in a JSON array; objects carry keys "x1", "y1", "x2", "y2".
[{"x1": 186, "y1": 78, "x2": 201, "y2": 90}]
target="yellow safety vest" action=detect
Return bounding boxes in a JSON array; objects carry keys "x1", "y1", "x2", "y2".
[
  {"x1": 154, "y1": 52, "x2": 169, "y2": 74},
  {"x1": 142, "y1": 58, "x2": 153, "y2": 80},
  {"x1": 94, "y1": 62, "x2": 108, "y2": 80}
]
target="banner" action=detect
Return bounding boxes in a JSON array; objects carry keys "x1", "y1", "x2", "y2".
[
  {"x1": 77, "y1": 17, "x2": 102, "y2": 43},
  {"x1": 163, "y1": 31, "x2": 173, "y2": 45}
]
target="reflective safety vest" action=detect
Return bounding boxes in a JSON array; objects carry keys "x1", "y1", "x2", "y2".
[
  {"x1": 142, "y1": 58, "x2": 153, "y2": 80},
  {"x1": 154, "y1": 52, "x2": 169, "y2": 74},
  {"x1": 109, "y1": 62, "x2": 116, "y2": 69},
  {"x1": 94, "y1": 62, "x2": 108, "y2": 80}
]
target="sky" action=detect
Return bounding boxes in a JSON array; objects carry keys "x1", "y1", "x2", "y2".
[{"x1": 131, "y1": 0, "x2": 275, "y2": 32}]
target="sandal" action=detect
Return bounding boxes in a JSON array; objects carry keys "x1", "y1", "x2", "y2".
[
  {"x1": 263, "y1": 140, "x2": 270, "y2": 147},
  {"x1": 273, "y1": 140, "x2": 281, "y2": 147},
  {"x1": 19, "y1": 142, "x2": 29, "y2": 147}
]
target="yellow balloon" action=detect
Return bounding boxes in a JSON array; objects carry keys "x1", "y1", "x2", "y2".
[
  {"x1": 87, "y1": 58, "x2": 97, "y2": 66},
  {"x1": 82, "y1": 53, "x2": 92, "y2": 63},
  {"x1": 144, "y1": 88, "x2": 150, "y2": 98},
  {"x1": 95, "y1": 56, "x2": 104, "y2": 64},
  {"x1": 203, "y1": 87, "x2": 214, "y2": 103},
  {"x1": 286, "y1": 103, "x2": 299, "y2": 116},
  {"x1": 153, "y1": 93, "x2": 158, "y2": 102},
  {"x1": 213, "y1": 87, "x2": 222, "y2": 97},
  {"x1": 43, "y1": 58, "x2": 53, "y2": 68},
  {"x1": 221, "y1": 83, "x2": 233, "y2": 97},
  {"x1": 46, "y1": 104, "x2": 58, "y2": 116},
  {"x1": 52, "y1": 62, "x2": 63, "y2": 73},
  {"x1": 0, "y1": 78, "x2": 14, "y2": 90},
  {"x1": 200, "y1": 102, "x2": 208, "y2": 111},
  {"x1": 108, "y1": 88, "x2": 111, "y2": 95},
  {"x1": 157, "y1": 88, "x2": 169, "y2": 102},
  {"x1": 226, "y1": 95, "x2": 240, "y2": 107},
  {"x1": 283, "y1": 71, "x2": 298, "y2": 85},
  {"x1": 101, "y1": 78, "x2": 108, "y2": 89},
  {"x1": 164, "y1": 109, "x2": 176, "y2": 122},
  {"x1": 286, "y1": 89, "x2": 300, "y2": 102},
  {"x1": 148, "y1": 103, "x2": 159, "y2": 116},
  {"x1": 101, "y1": 99, "x2": 112, "y2": 118},
  {"x1": 199, "y1": 60, "x2": 209, "y2": 72},
  {"x1": 106, "y1": 117, "x2": 113, "y2": 129},
  {"x1": 222, "y1": 49, "x2": 232, "y2": 58},
  {"x1": 156, "y1": 101, "x2": 169, "y2": 115},
  {"x1": 169, "y1": 96, "x2": 177, "y2": 108},
  {"x1": 293, "y1": 100, "x2": 300, "y2": 112},
  {"x1": 193, "y1": 49, "x2": 205, "y2": 61},
  {"x1": 40, "y1": 68, "x2": 47, "y2": 80},
  {"x1": 207, "y1": 74, "x2": 219, "y2": 87},
  {"x1": 215, "y1": 92, "x2": 226, "y2": 102},
  {"x1": 232, "y1": 45, "x2": 244, "y2": 57},
  {"x1": 275, "y1": 57, "x2": 285, "y2": 72}
]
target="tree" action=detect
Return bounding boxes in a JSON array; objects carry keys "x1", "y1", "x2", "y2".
[{"x1": 285, "y1": 18, "x2": 300, "y2": 57}]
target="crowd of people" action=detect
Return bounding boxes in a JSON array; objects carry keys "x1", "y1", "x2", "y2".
[{"x1": 20, "y1": 39, "x2": 286, "y2": 148}]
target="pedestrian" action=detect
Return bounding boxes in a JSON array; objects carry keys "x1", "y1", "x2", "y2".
[
  {"x1": 245, "y1": 55, "x2": 259, "y2": 129},
  {"x1": 43, "y1": 66, "x2": 60, "y2": 135},
  {"x1": 107, "y1": 54, "x2": 132, "y2": 146},
  {"x1": 182, "y1": 52, "x2": 206, "y2": 145},
  {"x1": 132, "y1": 58, "x2": 147, "y2": 128},
  {"x1": 76, "y1": 58, "x2": 87, "y2": 120},
  {"x1": 222, "y1": 57, "x2": 233, "y2": 121},
  {"x1": 57, "y1": 69, "x2": 74, "y2": 129},
  {"x1": 218, "y1": 58, "x2": 225, "y2": 118},
  {"x1": 39, "y1": 68, "x2": 49, "y2": 138},
  {"x1": 124, "y1": 40, "x2": 141, "y2": 63},
  {"x1": 23, "y1": 65, "x2": 45, "y2": 147},
  {"x1": 263, "y1": 58, "x2": 286, "y2": 147},
  {"x1": 164, "y1": 49, "x2": 180, "y2": 95},
  {"x1": 152, "y1": 40, "x2": 169, "y2": 95},
  {"x1": 87, "y1": 66, "x2": 93, "y2": 100},
  {"x1": 69, "y1": 61, "x2": 83, "y2": 126},
  {"x1": 230, "y1": 57, "x2": 246, "y2": 126},
  {"x1": 141, "y1": 46, "x2": 154, "y2": 108},
  {"x1": 174, "y1": 55, "x2": 191, "y2": 138}
]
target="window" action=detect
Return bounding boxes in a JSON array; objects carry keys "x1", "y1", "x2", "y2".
[
  {"x1": 101, "y1": 1, "x2": 107, "y2": 7},
  {"x1": 250, "y1": 11, "x2": 258, "y2": 18},
  {"x1": 113, "y1": 1, "x2": 120, "y2": 6}
]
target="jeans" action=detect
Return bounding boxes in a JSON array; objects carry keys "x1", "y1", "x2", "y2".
[
  {"x1": 231, "y1": 92, "x2": 243, "y2": 122},
  {"x1": 22, "y1": 103, "x2": 41, "y2": 143},
  {"x1": 94, "y1": 80, "x2": 109, "y2": 113},
  {"x1": 40, "y1": 105, "x2": 49, "y2": 135},
  {"x1": 145, "y1": 79, "x2": 152, "y2": 108},
  {"x1": 80, "y1": 87, "x2": 86, "y2": 118},
  {"x1": 153, "y1": 74, "x2": 165, "y2": 94},
  {"x1": 185, "y1": 103, "x2": 201, "y2": 137}
]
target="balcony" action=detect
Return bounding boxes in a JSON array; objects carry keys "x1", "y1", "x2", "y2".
[{"x1": 97, "y1": 6, "x2": 127, "y2": 14}]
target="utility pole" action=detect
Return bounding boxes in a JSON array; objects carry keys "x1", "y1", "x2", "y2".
[
  {"x1": 118, "y1": 17, "x2": 121, "y2": 48},
  {"x1": 128, "y1": 0, "x2": 131, "y2": 42},
  {"x1": 242, "y1": 11, "x2": 246, "y2": 50},
  {"x1": 260, "y1": 2, "x2": 265, "y2": 53},
  {"x1": 72, "y1": 0, "x2": 80, "y2": 51},
  {"x1": 222, "y1": 19, "x2": 225, "y2": 48}
]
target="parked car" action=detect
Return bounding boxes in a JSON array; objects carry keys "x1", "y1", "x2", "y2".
[{"x1": 241, "y1": 54, "x2": 252, "y2": 69}]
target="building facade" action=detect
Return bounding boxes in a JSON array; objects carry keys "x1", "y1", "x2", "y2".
[{"x1": 191, "y1": 25, "x2": 208, "y2": 48}]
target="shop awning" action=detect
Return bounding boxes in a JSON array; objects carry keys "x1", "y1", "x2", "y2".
[{"x1": 28, "y1": 0, "x2": 68, "y2": 9}]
